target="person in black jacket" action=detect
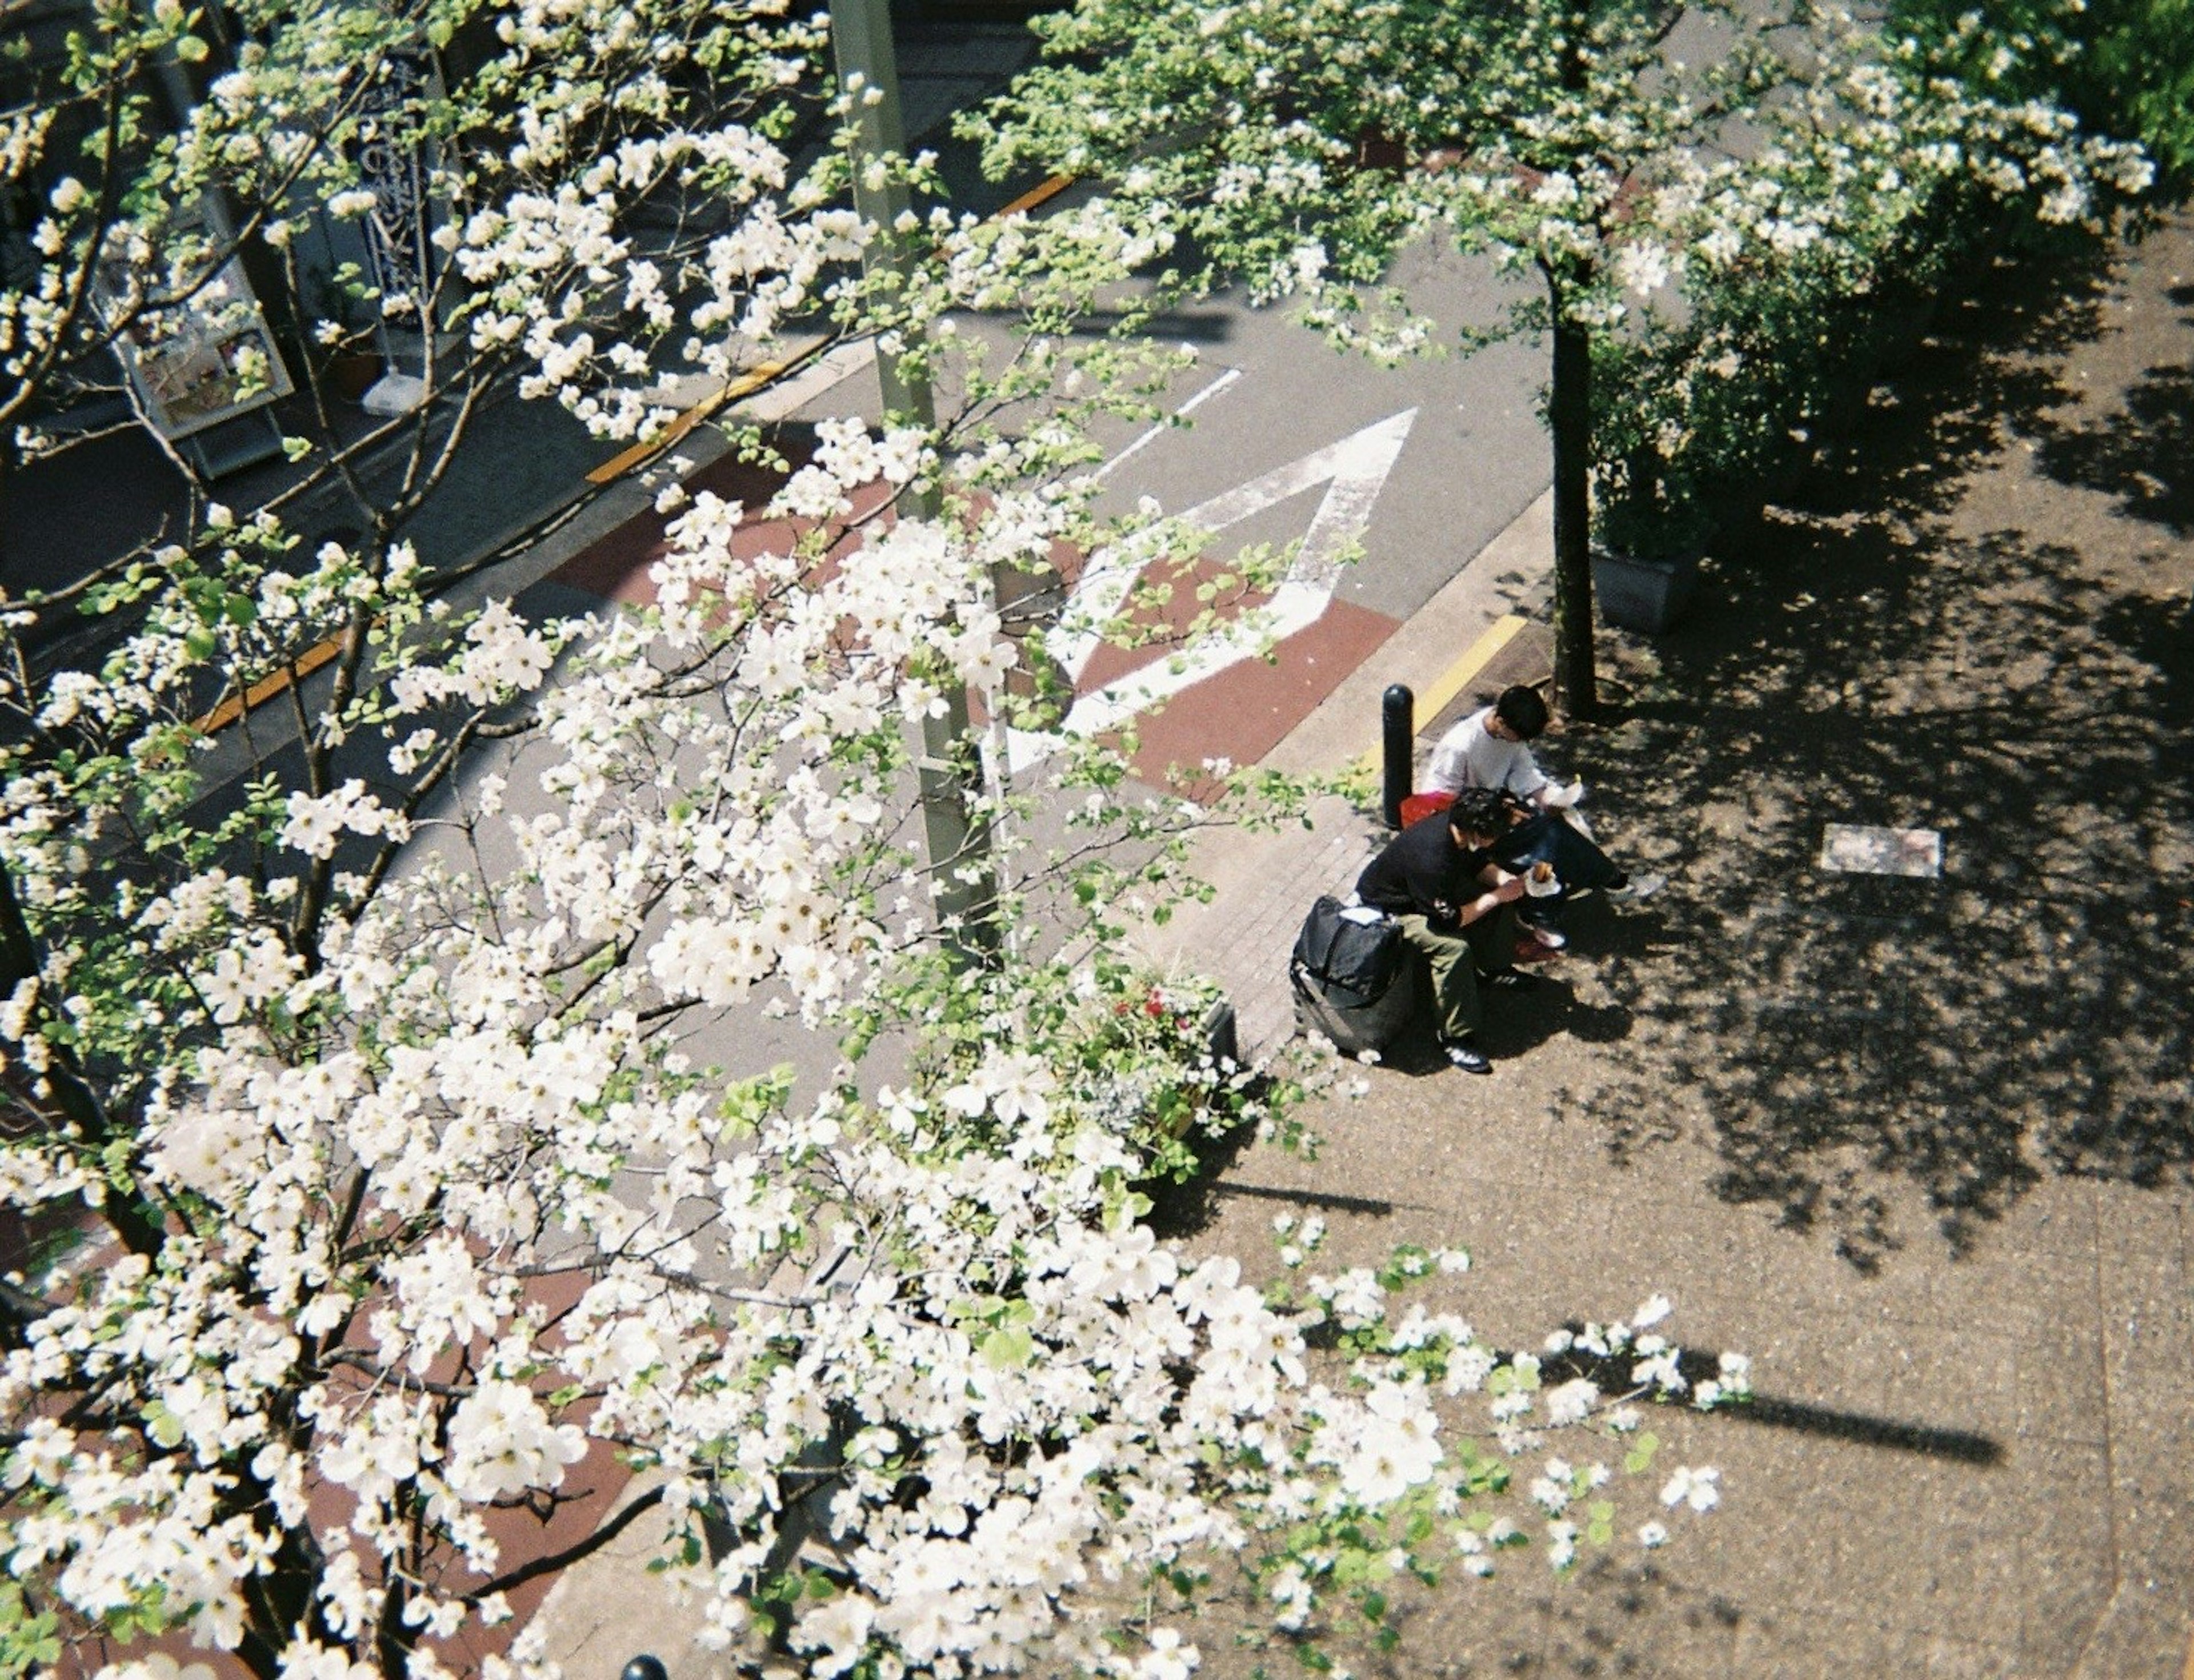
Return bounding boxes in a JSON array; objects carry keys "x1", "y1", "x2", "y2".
[{"x1": 1355, "y1": 787, "x2": 1540, "y2": 1074}]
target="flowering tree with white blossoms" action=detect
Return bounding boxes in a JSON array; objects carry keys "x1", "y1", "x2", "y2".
[
  {"x1": 969, "y1": 0, "x2": 2150, "y2": 714},
  {"x1": 1, "y1": 0, "x2": 884, "y2": 1265},
  {"x1": 5, "y1": 0, "x2": 843, "y2": 527},
  {"x1": 0, "y1": 420, "x2": 1751, "y2": 1679},
  {"x1": 0, "y1": 2, "x2": 1756, "y2": 1676},
  {"x1": 2, "y1": 0, "x2": 1182, "y2": 644}
]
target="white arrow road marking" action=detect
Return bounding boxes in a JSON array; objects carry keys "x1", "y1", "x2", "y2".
[
  {"x1": 1093, "y1": 366, "x2": 1243, "y2": 484},
  {"x1": 1008, "y1": 407, "x2": 1418, "y2": 771},
  {"x1": 1040, "y1": 368, "x2": 1247, "y2": 687}
]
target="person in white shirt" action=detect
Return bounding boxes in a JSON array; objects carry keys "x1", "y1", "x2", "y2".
[
  {"x1": 1424, "y1": 685, "x2": 1560, "y2": 805},
  {"x1": 1420, "y1": 685, "x2": 1664, "y2": 948}
]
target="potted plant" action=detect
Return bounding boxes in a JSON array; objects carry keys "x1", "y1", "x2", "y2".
[
  {"x1": 1590, "y1": 446, "x2": 1713, "y2": 635},
  {"x1": 309, "y1": 270, "x2": 383, "y2": 402}
]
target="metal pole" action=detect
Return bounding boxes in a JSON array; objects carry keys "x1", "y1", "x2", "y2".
[
  {"x1": 1381, "y1": 684, "x2": 1414, "y2": 829},
  {"x1": 830, "y1": 0, "x2": 931, "y2": 433},
  {"x1": 830, "y1": 0, "x2": 996, "y2": 955}
]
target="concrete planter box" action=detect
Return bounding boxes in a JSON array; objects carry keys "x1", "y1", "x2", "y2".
[{"x1": 1593, "y1": 547, "x2": 1701, "y2": 635}]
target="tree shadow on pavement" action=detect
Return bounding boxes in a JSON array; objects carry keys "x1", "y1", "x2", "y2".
[
  {"x1": 1562, "y1": 243, "x2": 2194, "y2": 1268},
  {"x1": 2026, "y1": 280, "x2": 2194, "y2": 536}
]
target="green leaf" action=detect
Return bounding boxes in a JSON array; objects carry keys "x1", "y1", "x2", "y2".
[
  {"x1": 144, "y1": 1399, "x2": 183, "y2": 1449},
  {"x1": 979, "y1": 1325, "x2": 1035, "y2": 1369},
  {"x1": 1623, "y1": 1431, "x2": 1660, "y2": 1475},
  {"x1": 1331, "y1": 1546, "x2": 1373, "y2": 1586}
]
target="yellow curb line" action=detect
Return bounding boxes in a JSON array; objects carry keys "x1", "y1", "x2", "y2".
[
  {"x1": 1351, "y1": 613, "x2": 1528, "y2": 776},
  {"x1": 1414, "y1": 613, "x2": 1527, "y2": 733},
  {"x1": 587, "y1": 174, "x2": 1072, "y2": 491},
  {"x1": 586, "y1": 342, "x2": 828, "y2": 487},
  {"x1": 995, "y1": 173, "x2": 1075, "y2": 219},
  {"x1": 194, "y1": 637, "x2": 343, "y2": 735}
]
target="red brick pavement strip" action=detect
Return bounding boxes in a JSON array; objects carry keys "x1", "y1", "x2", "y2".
[
  {"x1": 548, "y1": 454, "x2": 1414, "y2": 796},
  {"x1": 547, "y1": 434, "x2": 841, "y2": 608},
  {"x1": 1111, "y1": 596, "x2": 1400, "y2": 797}
]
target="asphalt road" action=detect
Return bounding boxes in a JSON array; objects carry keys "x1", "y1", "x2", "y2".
[{"x1": 770, "y1": 206, "x2": 1559, "y2": 787}]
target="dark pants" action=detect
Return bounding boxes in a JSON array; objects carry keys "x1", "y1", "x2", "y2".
[
  {"x1": 1394, "y1": 905, "x2": 1518, "y2": 1042},
  {"x1": 1494, "y1": 812, "x2": 1623, "y2": 933}
]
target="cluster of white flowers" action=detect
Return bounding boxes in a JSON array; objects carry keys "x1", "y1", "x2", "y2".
[{"x1": 279, "y1": 779, "x2": 411, "y2": 860}]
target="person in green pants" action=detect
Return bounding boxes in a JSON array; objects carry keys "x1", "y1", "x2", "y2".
[{"x1": 1354, "y1": 786, "x2": 1543, "y2": 1074}]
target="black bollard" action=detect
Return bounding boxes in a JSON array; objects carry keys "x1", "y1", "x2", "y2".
[
  {"x1": 622, "y1": 1659, "x2": 668, "y2": 1680},
  {"x1": 1380, "y1": 684, "x2": 1414, "y2": 829}
]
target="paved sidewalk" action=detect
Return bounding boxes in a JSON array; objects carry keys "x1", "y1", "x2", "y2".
[
  {"x1": 1155, "y1": 217, "x2": 2194, "y2": 1678},
  {"x1": 1139, "y1": 492, "x2": 1558, "y2": 1058},
  {"x1": 536, "y1": 216, "x2": 2194, "y2": 1678}
]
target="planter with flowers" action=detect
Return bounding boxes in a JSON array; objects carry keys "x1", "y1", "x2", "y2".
[
  {"x1": 903, "y1": 961, "x2": 1262, "y2": 1197},
  {"x1": 1075, "y1": 973, "x2": 1247, "y2": 1181}
]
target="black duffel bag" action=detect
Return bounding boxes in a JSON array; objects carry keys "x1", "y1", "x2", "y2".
[{"x1": 1290, "y1": 895, "x2": 1421, "y2": 1054}]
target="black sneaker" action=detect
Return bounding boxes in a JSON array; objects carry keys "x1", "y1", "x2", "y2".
[
  {"x1": 1442, "y1": 1038, "x2": 1493, "y2": 1074},
  {"x1": 1479, "y1": 967, "x2": 1542, "y2": 992}
]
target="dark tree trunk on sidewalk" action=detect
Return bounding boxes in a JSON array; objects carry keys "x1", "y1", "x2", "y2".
[
  {"x1": 1546, "y1": 286, "x2": 1598, "y2": 720},
  {"x1": 1544, "y1": 5, "x2": 1599, "y2": 721}
]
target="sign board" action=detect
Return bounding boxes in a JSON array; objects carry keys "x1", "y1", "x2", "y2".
[
  {"x1": 355, "y1": 47, "x2": 439, "y2": 313},
  {"x1": 105, "y1": 220, "x2": 294, "y2": 442}
]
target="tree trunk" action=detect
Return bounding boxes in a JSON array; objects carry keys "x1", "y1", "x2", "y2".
[
  {"x1": 0, "y1": 864, "x2": 165, "y2": 1259},
  {"x1": 1547, "y1": 295, "x2": 1598, "y2": 720},
  {"x1": 1546, "y1": 5, "x2": 1599, "y2": 721}
]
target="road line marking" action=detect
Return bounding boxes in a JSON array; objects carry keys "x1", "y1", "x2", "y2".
[
  {"x1": 194, "y1": 637, "x2": 344, "y2": 734},
  {"x1": 1095, "y1": 366, "x2": 1240, "y2": 482},
  {"x1": 1014, "y1": 408, "x2": 1419, "y2": 770}
]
